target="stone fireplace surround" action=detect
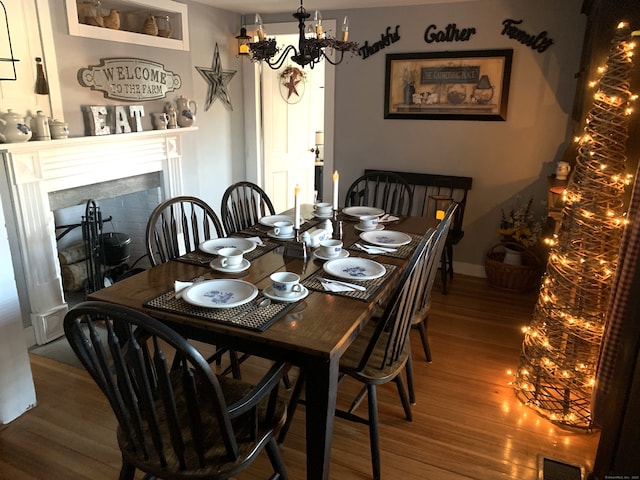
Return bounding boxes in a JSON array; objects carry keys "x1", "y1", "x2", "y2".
[{"x1": 1, "y1": 127, "x2": 195, "y2": 345}]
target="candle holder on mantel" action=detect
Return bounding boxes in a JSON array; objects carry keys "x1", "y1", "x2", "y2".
[{"x1": 283, "y1": 228, "x2": 308, "y2": 259}]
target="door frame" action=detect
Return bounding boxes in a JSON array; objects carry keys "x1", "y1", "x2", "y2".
[{"x1": 242, "y1": 20, "x2": 336, "y2": 201}]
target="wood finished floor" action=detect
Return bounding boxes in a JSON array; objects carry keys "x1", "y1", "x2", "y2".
[{"x1": 0, "y1": 274, "x2": 600, "y2": 479}]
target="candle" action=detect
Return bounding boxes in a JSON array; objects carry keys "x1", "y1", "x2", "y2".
[
  {"x1": 294, "y1": 184, "x2": 301, "y2": 230},
  {"x1": 436, "y1": 210, "x2": 445, "y2": 220},
  {"x1": 332, "y1": 171, "x2": 339, "y2": 210}
]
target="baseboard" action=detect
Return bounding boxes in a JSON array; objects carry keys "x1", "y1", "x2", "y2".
[{"x1": 453, "y1": 261, "x2": 486, "y2": 278}]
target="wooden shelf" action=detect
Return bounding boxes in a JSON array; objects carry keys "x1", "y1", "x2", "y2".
[{"x1": 65, "y1": 0, "x2": 189, "y2": 51}]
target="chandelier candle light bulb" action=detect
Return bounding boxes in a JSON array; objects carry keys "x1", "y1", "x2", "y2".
[{"x1": 342, "y1": 16, "x2": 349, "y2": 42}]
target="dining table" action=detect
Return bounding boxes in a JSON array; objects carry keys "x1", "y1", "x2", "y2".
[{"x1": 88, "y1": 203, "x2": 435, "y2": 480}]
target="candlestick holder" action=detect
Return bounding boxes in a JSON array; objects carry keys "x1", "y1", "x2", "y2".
[{"x1": 283, "y1": 228, "x2": 308, "y2": 259}]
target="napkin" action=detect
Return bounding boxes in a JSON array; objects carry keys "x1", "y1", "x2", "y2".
[
  {"x1": 244, "y1": 236, "x2": 265, "y2": 246},
  {"x1": 320, "y1": 280, "x2": 355, "y2": 292},
  {"x1": 379, "y1": 214, "x2": 400, "y2": 223},
  {"x1": 174, "y1": 280, "x2": 193, "y2": 299}
]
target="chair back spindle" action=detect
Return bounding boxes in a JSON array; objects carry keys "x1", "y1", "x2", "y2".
[
  {"x1": 221, "y1": 182, "x2": 275, "y2": 235},
  {"x1": 345, "y1": 171, "x2": 414, "y2": 216}
]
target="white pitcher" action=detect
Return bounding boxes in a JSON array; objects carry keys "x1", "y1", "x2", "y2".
[
  {"x1": 0, "y1": 109, "x2": 33, "y2": 143},
  {"x1": 176, "y1": 95, "x2": 197, "y2": 127}
]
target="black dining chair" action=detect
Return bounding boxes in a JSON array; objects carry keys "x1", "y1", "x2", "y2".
[
  {"x1": 145, "y1": 195, "x2": 225, "y2": 267},
  {"x1": 344, "y1": 170, "x2": 414, "y2": 216},
  {"x1": 221, "y1": 181, "x2": 276, "y2": 235},
  {"x1": 278, "y1": 228, "x2": 436, "y2": 480},
  {"x1": 63, "y1": 300, "x2": 289, "y2": 480}
]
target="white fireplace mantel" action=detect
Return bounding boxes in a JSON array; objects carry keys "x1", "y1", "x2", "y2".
[{"x1": 1, "y1": 128, "x2": 195, "y2": 344}]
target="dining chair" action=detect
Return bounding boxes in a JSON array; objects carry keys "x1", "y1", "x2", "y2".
[
  {"x1": 278, "y1": 228, "x2": 436, "y2": 480},
  {"x1": 63, "y1": 300, "x2": 289, "y2": 480},
  {"x1": 145, "y1": 195, "x2": 225, "y2": 267},
  {"x1": 344, "y1": 170, "x2": 414, "y2": 216},
  {"x1": 221, "y1": 181, "x2": 276, "y2": 235},
  {"x1": 412, "y1": 202, "x2": 458, "y2": 364}
]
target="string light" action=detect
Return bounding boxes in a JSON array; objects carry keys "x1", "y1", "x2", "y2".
[{"x1": 513, "y1": 22, "x2": 635, "y2": 429}]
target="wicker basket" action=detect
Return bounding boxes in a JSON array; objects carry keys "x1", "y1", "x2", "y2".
[{"x1": 485, "y1": 243, "x2": 543, "y2": 292}]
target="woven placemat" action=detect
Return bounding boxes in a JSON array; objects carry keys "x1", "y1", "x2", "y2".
[
  {"x1": 347, "y1": 232, "x2": 423, "y2": 259},
  {"x1": 144, "y1": 290, "x2": 295, "y2": 331},
  {"x1": 239, "y1": 219, "x2": 320, "y2": 237},
  {"x1": 176, "y1": 241, "x2": 279, "y2": 266},
  {"x1": 302, "y1": 262, "x2": 397, "y2": 302}
]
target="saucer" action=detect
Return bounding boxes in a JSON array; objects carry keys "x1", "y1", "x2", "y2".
[
  {"x1": 313, "y1": 212, "x2": 333, "y2": 219},
  {"x1": 313, "y1": 249, "x2": 350, "y2": 261},
  {"x1": 210, "y1": 258, "x2": 251, "y2": 273},
  {"x1": 263, "y1": 285, "x2": 309, "y2": 303},
  {"x1": 267, "y1": 230, "x2": 295, "y2": 240},
  {"x1": 354, "y1": 224, "x2": 385, "y2": 232}
]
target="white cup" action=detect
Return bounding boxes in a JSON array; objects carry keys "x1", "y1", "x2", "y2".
[
  {"x1": 320, "y1": 239, "x2": 343, "y2": 258},
  {"x1": 270, "y1": 271, "x2": 303, "y2": 296},
  {"x1": 217, "y1": 247, "x2": 244, "y2": 268},
  {"x1": 273, "y1": 220, "x2": 294, "y2": 237},
  {"x1": 314, "y1": 202, "x2": 333, "y2": 215},
  {"x1": 358, "y1": 215, "x2": 379, "y2": 230}
]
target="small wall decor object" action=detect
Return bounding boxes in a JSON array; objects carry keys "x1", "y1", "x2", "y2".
[
  {"x1": 501, "y1": 18, "x2": 554, "y2": 53},
  {"x1": 0, "y1": 109, "x2": 32, "y2": 143},
  {"x1": 384, "y1": 49, "x2": 513, "y2": 121},
  {"x1": 103, "y1": 8, "x2": 120, "y2": 30},
  {"x1": 34, "y1": 57, "x2": 49, "y2": 94},
  {"x1": 175, "y1": 95, "x2": 196, "y2": 127},
  {"x1": 164, "y1": 102, "x2": 178, "y2": 128},
  {"x1": 359, "y1": 25, "x2": 400, "y2": 60},
  {"x1": 152, "y1": 112, "x2": 169, "y2": 130},
  {"x1": 128, "y1": 105, "x2": 144, "y2": 132},
  {"x1": 280, "y1": 65, "x2": 306, "y2": 103},
  {"x1": 156, "y1": 15, "x2": 171, "y2": 38},
  {"x1": 33, "y1": 110, "x2": 51, "y2": 140},
  {"x1": 49, "y1": 119, "x2": 69, "y2": 139},
  {"x1": 83, "y1": 105, "x2": 111, "y2": 135},
  {"x1": 113, "y1": 106, "x2": 131, "y2": 133},
  {"x1": 196, "y1": 43, "x2": 237, "y2": 111},
  {"x1": 142, "y1": 14, "x2": 158, "y2": 36}
]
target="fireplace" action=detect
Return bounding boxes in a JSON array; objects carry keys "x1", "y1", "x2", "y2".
[{"x1": 1, "y1": 128, "x2": 195, "y2": 344}]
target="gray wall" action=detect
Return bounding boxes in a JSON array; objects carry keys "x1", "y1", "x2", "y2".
[{"x1": 48, "y1": 0, "x2": 586, "y2": 275}]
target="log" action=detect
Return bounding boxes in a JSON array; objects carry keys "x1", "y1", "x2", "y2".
[
  {"x1": 58, "y1": 242, "x2": 87, "y2": 265},
  {"x1": 61, "y1": 261, "x2": 88, "y2": 292}
]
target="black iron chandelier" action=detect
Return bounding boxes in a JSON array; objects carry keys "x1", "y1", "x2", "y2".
[{"x1": 241, "y1": 1, "x2": 359, "y2": 69}]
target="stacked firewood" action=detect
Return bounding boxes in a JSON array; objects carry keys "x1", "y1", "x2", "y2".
[{"x1": 59, "y1": 242, "x2": 88, "y2": 292}]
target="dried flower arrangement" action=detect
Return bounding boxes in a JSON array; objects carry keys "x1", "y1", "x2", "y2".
[{"x1": 498, "y1": 197, "x2": 545, "y2": 249}]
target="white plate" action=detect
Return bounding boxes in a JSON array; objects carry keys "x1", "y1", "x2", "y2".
[
  {"x1": 354, "y1": 224, "x2": 385, "y2": 232},
  {"x1": 199, "y1": 237, "x2": 257, "y2": 255},
  {"x1": 262, "y1": 285, "x2": 309, "y2": 303},
  {"x1": 359, "y1": 230, "x2": 412, "y2": 247},
  {"x1": 259, "y1": 215, "x2": 300, "y2": 227},
  {"x1": 342, "y1": 206, "x2": 385, "y2": 218},
  {"x1": 267, "y1": 230, "x2": 295, "y2": 240},
  {"x1": 210, "y1": 258, "x2": 251, "y2": 273},
  {"x1": 313, "y1": 212, "x2": 333, "y2": 219},
  {"x1": 323, "y1": 258, "x2": 386, "y2": 281},
  {"x1": 182, "y1": 279, "x2": 258, "y2": 309},
  {"x1": 312, "y1": 249, "x2": 350, "y2": 261}
]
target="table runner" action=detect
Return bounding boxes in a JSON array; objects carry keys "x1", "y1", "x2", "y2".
[
  {"x1": 175, "y1": 240, "x2": 280, "y2": 266},
  {"x1": 302, "y1": 262, "x2": 397, "y2": 302},
  {"x1": 144, "y1": 290, "x2": 296, "y2": 331},
  {"x1": 347, "y1": 232, "x2": 423, "y2": 259}
]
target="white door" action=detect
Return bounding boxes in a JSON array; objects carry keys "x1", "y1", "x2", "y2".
[{"x1": 259, "y1": 24, "x2": 328, "y2": 213}]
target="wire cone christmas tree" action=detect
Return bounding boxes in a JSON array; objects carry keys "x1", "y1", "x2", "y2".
[{"x1": 513, "y1": 22, "x2": 637, "y2": 429}]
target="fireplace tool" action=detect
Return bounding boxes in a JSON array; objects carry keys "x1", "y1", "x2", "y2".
[{"x1": 82, "y1": 199, "x2": 104, "y2": 294}]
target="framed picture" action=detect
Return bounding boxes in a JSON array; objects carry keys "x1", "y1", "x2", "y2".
[{"x1": 384, "y1": 49, "x2": 513, "y2": 121}]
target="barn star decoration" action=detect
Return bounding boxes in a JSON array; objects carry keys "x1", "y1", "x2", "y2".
[
  {"x1": 196, "y1": 43, "x2": 236, "y2": 111},
  {"x1": 283, "y1": 68, "x2": 302, "y2": 99}
]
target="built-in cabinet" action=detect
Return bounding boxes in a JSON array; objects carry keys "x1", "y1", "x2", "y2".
[{"x1": 65, "y1": 0, "x2": 190, "y2": 51}]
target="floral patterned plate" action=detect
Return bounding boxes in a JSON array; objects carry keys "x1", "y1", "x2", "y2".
[
  {"x1": 359, "y1": 230, "x2": 412, "y2": 247},
  {"x1": 182, "y1": 279, "x2": 258, "y2": 308},
  {"x1": 322, "y1": 258, "x2": 386, "y2": 281}
]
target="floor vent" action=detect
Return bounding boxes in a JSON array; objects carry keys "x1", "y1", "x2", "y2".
[{"x1": 538, "y1": 455, "x2": 584, "y2": 480}]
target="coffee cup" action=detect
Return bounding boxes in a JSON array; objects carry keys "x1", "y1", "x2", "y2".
[
  {"x1": 358, "y1": 215, "x2": 379, "y2": 230},
  {"x1": 319, "y1": 239, "x2": 343, "y2": 258},
  {"x1": 217, "y1": 247, "x2": 244, "y2": 269},
  {"x1": 273, "y1": 220, "x2": 294, "y2": 237},
  {"x1": 314, "y1": 202, "x2": 332, "y2": 216},
  {"x1": 270, "y1": 271, "x2": 303, "y2": 296}
]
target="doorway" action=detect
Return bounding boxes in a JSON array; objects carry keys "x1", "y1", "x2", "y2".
[{"x1": 242, "y1": 20, "x2": 336, "y2": 212}]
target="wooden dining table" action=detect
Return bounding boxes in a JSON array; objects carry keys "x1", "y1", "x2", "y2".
[{"x1": 88, "y1": 204, "x2": 434, "y2": 480}]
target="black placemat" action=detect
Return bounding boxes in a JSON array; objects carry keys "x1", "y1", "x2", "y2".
[
  {"x1": 302, "y1": 262, "x2": 397, "y2": 302},
  {"x1": 144, "y1": 290, "x2": 295, "y2": 331},
  {"x1": 176, "y1": 240, "x2": 279, "y2": 266},
  {"x1": 347, "y1": 232, "x2": 423, "y2": 259}
]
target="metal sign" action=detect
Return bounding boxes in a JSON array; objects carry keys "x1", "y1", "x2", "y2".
[{"x1": 77, "y1": 57, "x2": 182, "y2": 101}]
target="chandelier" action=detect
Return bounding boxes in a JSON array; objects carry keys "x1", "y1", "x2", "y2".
[{"x1": 242, "y1": 1, "x2": 359, "y2": 69}]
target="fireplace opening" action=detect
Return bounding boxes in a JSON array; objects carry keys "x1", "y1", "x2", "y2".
[{"x1": 53, "y1": 184, "x2": 162, "y2": 308}]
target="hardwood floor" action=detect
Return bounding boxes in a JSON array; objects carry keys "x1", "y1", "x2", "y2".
[{"x1": 0, "y1": 274, "x2": 600, "y2": 479}]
